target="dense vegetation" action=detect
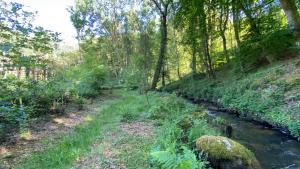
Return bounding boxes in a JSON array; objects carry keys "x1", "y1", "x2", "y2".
[
  {"x1": 1, "y1": 0, "x2": 300, "y2": 168},
  {"x1": 12, "y1": 91, "x2": 218, "y2": 169},
  {"x1": 164, "y1": 58, "x2": 300, "y2": 138}
]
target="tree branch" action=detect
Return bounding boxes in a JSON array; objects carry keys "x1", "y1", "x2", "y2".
[{"x1": 151, "y1": 0, "x2": 164, "y2": 14}]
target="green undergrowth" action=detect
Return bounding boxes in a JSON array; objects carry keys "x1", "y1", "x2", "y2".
[
  {"x1": 163, "y1": 57, "x2": 300, "y2": 139},
  {"x1": 13, "y1": 90, "x2": 218, "y2": 169},
  {"x1": 0, "y1": 65, "x2": 107, "y2": 141},
  {"x1": 13, "y1": 96, "x2": 119, "y2": 169},
  {"x1": 147, "y1": 93, "x2": 218, "y2": 169}
]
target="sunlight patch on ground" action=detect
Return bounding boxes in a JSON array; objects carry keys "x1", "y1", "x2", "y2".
[
  {"x1": 53, "y1": 113, "x2": 82, "y2": 127},
  {"x1": 83, "y1": 115, "x2": 93, "y2": 122},
  {"x1": 20, "y1": 131, "x2": 36, "y2": 141}
]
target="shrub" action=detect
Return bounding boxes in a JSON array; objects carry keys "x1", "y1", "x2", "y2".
[{"x1": 0, "y1": 65, "x2": 108, "y2": 140}]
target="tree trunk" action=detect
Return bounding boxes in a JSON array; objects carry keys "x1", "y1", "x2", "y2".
[
  {"x1": 219, "y1": 1, "x2": 229, "y2": 62},
  {"x1": 232, "y1": 0, "x2": 241, "y2": 48},
  {"x1": 151, "y1": 14, "x2": 168, "y2": 89},
  {"x1": 192, "y1": 39, "x2": 197, "y2": 74},
  {"x1": 199, "y1": 1, "x2": 215, "y2": 78},
  {"x1": 31, "y1": 69, "x2": 35, "y2": 80},
  {"x1": 161, "y1": 63, "x2": 166, "y2": 87},
  {"x1": 221, "y1": 33, "x2": 229, "y2": 62},
  {"x1": 173, "y1": 21, "x2": 181, "y2": 79},
  {"x1": 17, "y1": 66, "x2": 22, "y2": 79},
  {"x1": 237, "y1": 0, "x2": 260, "y2": 36},
  {"x1": 25, "y1": 67, "x2": 30, "y2": 79},
  {"x1": 279, "y1": 0, "x2": 300, "y2": 38},
  {"x1": 43, "y1": 68, "x2": 47, "y2": 80},
  {"x1": 191, "y1": 19, "x2": 197, "y2": 74}
]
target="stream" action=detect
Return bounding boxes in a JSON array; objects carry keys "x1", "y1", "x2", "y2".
[{"x1": 207, "y1": 109, "x2": 300, "y2": 169}]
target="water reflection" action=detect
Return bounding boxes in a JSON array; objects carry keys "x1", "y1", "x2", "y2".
[{"x1": 208, "y1": 111, "x2": 300, "y2": 169}]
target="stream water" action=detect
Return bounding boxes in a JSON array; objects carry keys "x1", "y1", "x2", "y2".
[{"x1": 207, "y1": 110, "x2": 300, "y2": 169}]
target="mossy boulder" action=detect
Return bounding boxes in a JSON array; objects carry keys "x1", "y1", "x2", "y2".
[{"x1": 196, "y1": 136, "x2": 261, "y2": 169}]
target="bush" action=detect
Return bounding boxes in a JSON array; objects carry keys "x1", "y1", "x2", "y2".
[{"x1": 0, "y1": 65, "x2": 108, "y2": 140}]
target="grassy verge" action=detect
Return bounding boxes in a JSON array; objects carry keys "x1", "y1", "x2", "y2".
[
  {"x1": 14, "y1": 90, "x2": 219, "y2": 169},
  {"x1": 164, "y1": 58, "x2": 300, "y2": 139},
  {"x1": 14, "y1": 95, "x2": 121, "y2": 169}
]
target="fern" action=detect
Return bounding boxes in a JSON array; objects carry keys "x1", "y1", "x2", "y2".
[
  {"x1": 150, "y1": 146, "x2": 207, "y2": 169},
  {"x1": 151, "y1": 150, "x2": 178, "y2": 169}
]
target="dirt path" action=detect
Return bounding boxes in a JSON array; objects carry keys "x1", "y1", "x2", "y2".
[
  {"x1": 0, "y1": 92, "x2": 117, "y2": 169},
  {"x1": 71, "y1": 121, "x2": 155, "y2": 169}
]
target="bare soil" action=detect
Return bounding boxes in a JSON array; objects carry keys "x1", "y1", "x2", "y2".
[{"x1": 0, "y1": 92, "x2": 116, "y2": 169}]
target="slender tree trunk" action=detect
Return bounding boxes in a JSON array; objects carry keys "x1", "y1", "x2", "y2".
[
  {"x1": 192, "y1": 40, "x2": 197, "y2": 74},
  {"x1": 219, "y1": 1, "x2": 229, "y2": 63},
  {"x1": 232, "y1": 0, "x2": 241, "y2": 48},
  {"x1": 25, "y1": 67, "x2": 30, "y2": 79},
  {"x1": 151, "y1": 14, "x2": 168, "y2": 89},
  {"x1": 279, "y1": 0, "x2": 300, "y2": 38},
  {"x1": 31, "y1": 69, "x2": 35, "y2": 80},
  {"x1": 221, "y1": 33, "x2": 229, "y2": 62},
  {"x1": 161, "y1": 63, "x2": 166, "y2": 87},
  {"x1": 124, "y1": 18, "x2": 131, "y2": 68},
  {"x1": 199, "y1": 1, "x2": 215, "y2": 78},
  {"x1": 172, "y1": 22, "x2": 181, "y2": 79},
  {"x1": 43, "y1": 68, "x2": 47, "y2": 80},
  {"x1": 191, "y1": 19, "x2": 197, "y2": 74},
  {"x1": 17, "y1": 66, "x2": 22, "y2": 79}
]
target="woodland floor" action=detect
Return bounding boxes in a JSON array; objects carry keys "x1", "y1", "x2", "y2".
[{"x1": 0, "y1": 90, "x2": 155, "y2": 169}]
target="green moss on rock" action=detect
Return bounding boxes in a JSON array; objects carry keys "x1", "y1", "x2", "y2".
[{"x1": 196, "y1": 135, "x2": 261, "y2": 169}]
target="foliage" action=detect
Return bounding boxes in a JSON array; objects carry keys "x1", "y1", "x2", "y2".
[
  {"x1": 164, "y1": 58, "x2": 300, "y2": 139},
  {"x1": 147, "y1": 93, "x2": 217, "y2": 169},
  {"x1": 120, "y1": 106, "x2": 140, "y2": 123},
  {"x1": 151, "y1": 146, "x2": 207, "y2": 169},
  {"x1": 189, "y1": 120, "x2": 219, "y2": 144},
  {"x1": 237, "y1": 29, "x2": 297, "y2": 71},
  {"x1": 148, "y1": 94, "x2": 189, "y2": 120},
  {"x1": 14, "y1": 94, "x2": 122, "y2": 169},
  {"x1": 0, "y1": 64, "x2": 107, "y2": 140}
]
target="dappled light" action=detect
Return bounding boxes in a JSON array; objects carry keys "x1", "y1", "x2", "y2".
[
  {"x1": 1, "y1": 0, "x2": 300, "y2": 169},
  {"x1": 19, "y1": 131, "x2": 36, "y2": 141}
]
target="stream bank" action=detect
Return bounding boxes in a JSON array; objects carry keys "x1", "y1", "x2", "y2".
[
  {"x1": 183, "y1": 94, "x2": 300, "y2": 169},
  {"x1": 163, "y1": 59, "x2": 300, "y2": 139}
]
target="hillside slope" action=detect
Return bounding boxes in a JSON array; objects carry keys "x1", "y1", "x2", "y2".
[{"x1": 164, "y1": 58, "x2": 300, "y2": 139}]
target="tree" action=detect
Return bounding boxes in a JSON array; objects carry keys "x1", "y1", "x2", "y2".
[
  {"x1": 232, "y1": 0, "x2": 241, "y2": 48},
  {"x1": 150, "y1": 0, "x2": 172, "y2": 89},
  {"x1": 279, "y1": 0, "x2": 300, "y2": 38},
  {"x1": 0, "y1": 1, "x2": 60, "y2": 79},
  {"x1": 218, "y1": 0, "x2": 230, "y2": 62}
]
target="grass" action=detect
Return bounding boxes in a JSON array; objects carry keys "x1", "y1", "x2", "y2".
[
  {"x1": 13, "y1": 90, "x2": 156, "y2": 169},
  {"x1": 14, "y1": 98, "x2": 121, "y2": 169},
  {"x1": 14, "y1": 90, "x2": 221, "y2": 169},
  {"x1": 163, "y1": 57, "x2": 300, "y2": 139}
]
